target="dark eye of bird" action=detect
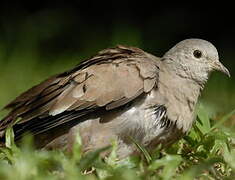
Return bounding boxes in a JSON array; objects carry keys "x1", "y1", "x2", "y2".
[{"x1": 193, "y1": 50, "x2": 202, "y2": 58}]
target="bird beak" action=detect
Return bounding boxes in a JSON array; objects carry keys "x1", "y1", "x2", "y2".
[{"x1": 212, "y1": 61, "x2": 230, "y2": 77}]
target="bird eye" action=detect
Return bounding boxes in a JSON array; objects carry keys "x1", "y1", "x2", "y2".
[{"x1": 193, "y1": 50, "x2": 202, "y2": 58}]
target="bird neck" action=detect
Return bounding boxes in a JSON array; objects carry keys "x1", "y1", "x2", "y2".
[
  {"x1": 159, "y1": 60, "x2": 205, "y2": 132},
  {"x1": 162, "y1": 57, "x2": 208, "y2": 90}
]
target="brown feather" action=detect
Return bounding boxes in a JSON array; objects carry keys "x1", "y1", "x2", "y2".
[{"x1": 1, "y1": 45, "x2": 160, "y2": 140}]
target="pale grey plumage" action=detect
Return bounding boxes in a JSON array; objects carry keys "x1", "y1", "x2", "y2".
[{"x1": 0, "y1": 39, "x2": 230, "y2": 158}]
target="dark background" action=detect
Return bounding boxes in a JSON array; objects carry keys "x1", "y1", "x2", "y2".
[
  {"x1": 0, "y1": 1, "x2": 234, "y2": 120},
  {"x1": 0, "y1": 2, "x2": 234, "y2": 54}
]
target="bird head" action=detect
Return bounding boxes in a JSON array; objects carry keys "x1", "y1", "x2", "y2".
[{"x1": 163, "y1": 39, "x2": 230, "y2": 85}]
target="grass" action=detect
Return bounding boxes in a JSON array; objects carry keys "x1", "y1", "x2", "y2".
[{"x1": 0, "y1": 105, "x2": 234, "y2": 180}]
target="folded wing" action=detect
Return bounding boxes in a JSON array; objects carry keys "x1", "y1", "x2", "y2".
[{"x1": 0, "y1": 45, "x2": 160, "y2": 139}]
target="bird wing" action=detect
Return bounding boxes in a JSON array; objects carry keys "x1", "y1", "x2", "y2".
[{"x1": 0, "y1": 45, "x2": 160, "y2": 138}]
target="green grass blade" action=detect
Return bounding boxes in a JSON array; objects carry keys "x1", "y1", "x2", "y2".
[
  {"x1": 128, "y1": 136, "x2": 152, "y2": 164},
  {"x1": 179, "y1": 157, "x2": 223, "y2": 180},
  {"x1": 210, "y1": 109, "x2": 235, "y2": 131}
]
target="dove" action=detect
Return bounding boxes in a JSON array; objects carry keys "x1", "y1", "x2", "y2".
[{"x1": 0, "y1": 39, "x2": 230, "y2": 158}]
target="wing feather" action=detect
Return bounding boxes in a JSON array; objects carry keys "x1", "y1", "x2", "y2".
[{"x1": 1, "y1": 45, "x2": 160, "y2": 139}]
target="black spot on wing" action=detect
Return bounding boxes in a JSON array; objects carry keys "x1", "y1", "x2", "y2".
[
  {"x1": 13, "y1": 108, "x2": 97, "y2": 142},
  {"x1": 153, "y1": 105, "x2": 174, "y2": 129}
]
